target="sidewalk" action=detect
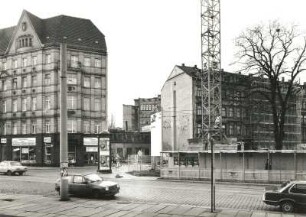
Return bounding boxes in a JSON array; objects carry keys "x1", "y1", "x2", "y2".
[{"x1": 0, "y1": 193, "x2": 301, "y2": 217}]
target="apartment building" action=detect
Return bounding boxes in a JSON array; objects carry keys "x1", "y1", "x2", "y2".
[
  {"x1": 0, "y1": 10, "x2": 108, "y2": 165},
  {"x1": 123, "y1": 95, "x2": 161, "y2": 132},
  {"x1": 161, "y1": 64, "x2": 304, "y2": 151}
]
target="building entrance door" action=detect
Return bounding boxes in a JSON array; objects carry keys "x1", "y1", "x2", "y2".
[{"x1": 85, "y1": 153, "x2": 98, "y2": 165}]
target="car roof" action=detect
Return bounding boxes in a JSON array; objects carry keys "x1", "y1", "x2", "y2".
[{"x1": 291, "y1": 180, "x2": 306, "y2": 184}]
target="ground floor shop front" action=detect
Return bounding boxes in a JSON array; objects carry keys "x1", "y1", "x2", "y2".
[{"x1": 0, "y1": 133, "x2": 111, "y2": 167}]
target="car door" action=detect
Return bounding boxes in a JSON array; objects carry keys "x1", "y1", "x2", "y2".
[
  {"x1": 70, "y1": 175, "x2": 90, "y2": 196},
  {"x1": 289, "y1": 184, "x2": 306, "y2": 206}
]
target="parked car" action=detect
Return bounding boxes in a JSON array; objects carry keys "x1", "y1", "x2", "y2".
[
  {"x1": 0, "y1": 161, "x2": 27, "y2": 176},
  {"x1": 55, "y1": 173, "x2": 120, "y2": 198},
  {"x1": 263, "y1": 180, "x2": 306, "y2": 212}
]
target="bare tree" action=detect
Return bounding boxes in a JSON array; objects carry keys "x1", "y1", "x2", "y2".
[{"x1": 235, "y1": 21, "x2": 306, "y2": 150}]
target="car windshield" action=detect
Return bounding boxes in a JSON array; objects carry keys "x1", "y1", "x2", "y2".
[
  {"x1": 84, "y1": 174, "x2": 103, "y2": 182},
  {"x1": 10, "y1": 162, "x2": 22, "y2": 166},
  {"x1": 279, "y1": 182, "x2": 293, "y2": 192}
]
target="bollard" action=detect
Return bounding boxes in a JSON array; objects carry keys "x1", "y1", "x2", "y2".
[{"x1": 60, "y1": 177, "x2": 70, "y2": 201}]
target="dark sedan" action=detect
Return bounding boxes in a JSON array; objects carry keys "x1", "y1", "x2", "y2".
[
  {"x1": 263, "y1": 181, "x2": 306, "y2": 212},
  {"x1": 55, "y1": 173, "x2": 120, "y2": 198}
]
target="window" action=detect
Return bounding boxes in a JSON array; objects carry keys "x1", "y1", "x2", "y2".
[
  {"x1": 101, "y1": 56, "x2": 106, "y2": 68},
  {"x1": 3, "y1": 100, "x2": 6, "y2": 113},
  {"x1": 197, "y1": 105, "x2": 202, "y2": 115},
  {"x1": 84, "y1": 121, "x2": 90, "y2": 134},
  {"x1": 94, "y1": 77, "x2": 101, "y2": 88},
  {"x1": 102, "y1": 95, "x2": 106, "y2": 111},
  {"x1": 290, "y1": 184, "x2": 306, "y2": 194},
  {"x1": 67, "y1": 96, "x2": 76, "y2": 109},
  {"x1": 102, "y1": 75, "x2": 106, "y2": 88},
  {"x1": 84, "y1": 57, "x2": 90, "y2": 67},
  {"x1": 22, "y1": 122, "x2": 27, "y2": 134},
  {"x1": 23, "y1": 58, "x2": 27, "y2": 67},
  {"x1": 237, "y1": 125, "x2": 241, "y2": 135},
  {"x1": 18, "y1": 35, "x2": 33, "y2": 48},
  {"x1": 84, "y1": 98, "x2": 90, "y2": 110},
  {"x1": 71, "y1": 56, "x2": 78, "y2": 68},
  {"x1": 95, "y1": 59, "x2": 101, "y2": 67},
  {"x1": 229, "y1": 125, "x2": 234, "y2": 135},
  {"x1": 45, "y1": 74, "x2": 51, "y2": 85},
  {"x1": 45, "y1": 120, "x2": 51, "y2": 133},
  {"x1": 68, "y1": 119, "x2": 77, "y2": 133},
  {"x1": 95, "y1": 98, "x2": 101, "y2": 111},
  {"x1": 33, "y1": 56, "x2": 38, "y2": 65},
  {"x1": 73, "y1": 176, "x2": 84, "y2": 183},
  {"x1": 12, "y1": 122, "x2": 18, "y2": 135},
  {"x1": 3, "y1": 123, "x2": 9, "y2": 135},
  {"x1": 95, "y1": 123, "x2": 101, "y2": 134},
  {"x1": 31, "y1": 120, "x2": 37, "y2": 134},
  {"x1": 12, "y1": 78, "x2": 17, "y2": 89},
  {"x1": 45, "y1": 96, "x2": 51, "y2": 110},
  {"x1": 46, "y1": 54, "x2": 51, "y2": 64},
  {"x1": 13, "y1": 99, "x2": 18, "y2": 112},
  {"x1": 236, "y1": 108, "x2": 241, "y2": 118},
  {"x1": 67, "y1": 74, "x2": 77, "y2": 85},
  {"x1": 3, "y1": 62, "x2": 7, "y2": 70},
  {"x1": 31, "y1": 75, "x2": 37, "y2": 86},
  {"x1": 22, "y1": 98, "x2": 27, "y2": 111},
  {"x1": 22, "y1": 76, "x2": 27, "y2": 88},
  {"x1": 229, "y1": 108, "x2": 234, "y2": 117},
  {"x1": 32, "y1": 97, "x2": 37, "y2": 111},
  {"x1": 13, "y1": 60, "x2": 18, "y2": 69},
  {"x1": 84, "y1": 77, "x2": 90, "y2": 87},
  {"x1": 2, "y1": 80, "x2": 7, "y2": 91},
  {"x1": 222, "y1": 107, "x2": 226, "y2": 117}
]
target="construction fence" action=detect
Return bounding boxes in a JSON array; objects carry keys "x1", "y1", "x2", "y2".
[{"x1": 160, "y1": 150, "x2": 306, "y2": 183}]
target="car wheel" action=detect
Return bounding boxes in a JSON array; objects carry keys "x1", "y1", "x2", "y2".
[
  {"x1": 93, "y1": 191, "x2": 100, "y2": 199},
  {"x1": 18, "y1": 172, "x2": 23, "y2": 176},
  {"x1": 281, "y1": 201, "x2": 294, "y2": 212},
  {"x1": 6, "y1": 170, "x2": 12, "y2": 176}
]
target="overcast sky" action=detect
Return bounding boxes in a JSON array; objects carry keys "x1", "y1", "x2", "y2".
[{"x1": 1, "y1": 0, "x2": 306, "y2": 127}]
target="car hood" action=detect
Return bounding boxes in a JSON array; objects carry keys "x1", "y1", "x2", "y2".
[
  {"x1": 92, "y1": 181, "x2": 117, "y2": 187},
  {"x1": 11, "y1": 166, "x2": 27, "y2": 170}
]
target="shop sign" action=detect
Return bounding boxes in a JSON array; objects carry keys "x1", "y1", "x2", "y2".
[
  {"x1": 44, "y1": 137, "x2": 51, "y2": 143},
  {"x1": 12, "y1": 138, "x2": 36, "y2": 146},
  {"x1": 1, "y1": 138, "x2": 7, "y2": 143},
  {"x1": 84, "y1": 137, "x2": 98, "y2": 146},
  {"x1": 86, "y1": 147, "x2": 98, "y2": 152}
]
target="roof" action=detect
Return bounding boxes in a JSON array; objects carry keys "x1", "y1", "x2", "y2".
[
  {"x1": 0, "y1": 26, "x2": 15, "y2": 55},
  {"x1": 176, "y1": 65, "x2": 200, "y2": 78},
  {"x1": 0, "y1": 10, "x2": 107, "y2": 55}
]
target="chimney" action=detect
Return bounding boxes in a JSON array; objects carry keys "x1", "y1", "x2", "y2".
[
  {"x1": 182, "y1": 63, "x2": 185, "y2": 67},
  {"x1": 194, "y1": 65, "x2": 197, "y2": 69}
]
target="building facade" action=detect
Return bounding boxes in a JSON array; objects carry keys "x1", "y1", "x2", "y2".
[
  {"x1": 161, "y1": 64, "x2": 304, "y2": 151},
  {"x1": 0, "y1": 11, "x2": 108, "y2": 166},
  {"x1": 123, "y1": 95, "x2": 161, "y2": 132}
]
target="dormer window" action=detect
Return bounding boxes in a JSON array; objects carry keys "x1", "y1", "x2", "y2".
[{"x1": 17, "y1": 35, "x2": 33, "y2": 49}]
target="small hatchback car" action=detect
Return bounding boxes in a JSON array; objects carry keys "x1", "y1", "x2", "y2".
[
  {"x1": 263, "y1": 180, "x2": 306, "y2": 212},
  {"x1": 55, "y1": 173, "x2": 120, "y2": 198},
  {"x1": 0, "y1": 161, "x2": 27, "y2": 176}
]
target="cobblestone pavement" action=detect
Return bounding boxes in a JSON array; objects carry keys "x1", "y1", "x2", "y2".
[
  {"x1": 0, "y1": 193, "x2": 303, "y2": 217},
  {"x1": 0, "y1": 166, "x2": 305, "y2": 215}
]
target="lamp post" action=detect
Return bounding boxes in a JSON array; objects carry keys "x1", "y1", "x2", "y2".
[{"x1": 59, "y1": 42, "x2": 69, "y2": 201}]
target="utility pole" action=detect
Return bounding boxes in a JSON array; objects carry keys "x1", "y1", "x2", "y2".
[
  {"x1": 201, "y1": 0, "x2": 221, "y2": 212},
  {"x1": 59, "y1": 43, "x2": 69, "y2": 201}
]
